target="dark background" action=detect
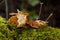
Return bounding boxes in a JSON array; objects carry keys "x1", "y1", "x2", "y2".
[{"x1": 0, "y1": 0, "x2": 60, "y2": 28}]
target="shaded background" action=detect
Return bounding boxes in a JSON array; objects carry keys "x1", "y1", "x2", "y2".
[{"x1": 0, "y1": 0, "x2": 60, "y2": 28}]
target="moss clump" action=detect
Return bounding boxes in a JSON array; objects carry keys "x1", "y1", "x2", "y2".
[
  {"x1": 16, "y1": 26, "x2": 60, "y2": 40},
  {"x1": 0, "y1": 17, "x2": 16, "y2": 40}
]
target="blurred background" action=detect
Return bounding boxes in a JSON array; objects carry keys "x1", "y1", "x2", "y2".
[{"x1": 0, "y1": 0, "x2": 60, "y2": 28}]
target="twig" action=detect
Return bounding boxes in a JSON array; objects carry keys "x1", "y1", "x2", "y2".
[
  {"x1": 17, "y1": 9, "x2": 20, "y2": 13},
  {"x1": 39, "y1": 2, "x2": 43, "y2": 19},
  {"x1": 9, "y1": 9, "x2": 20, "y2": 15},
  {"x1": 45, "y1": 13, "x2": 53, "y2": 21},
  {"x1": 5, "y1": 0, "x2": 8, "y2": 19},
  {"x1": 9, "y1": 13, "x2": 17, "y2": 15}
]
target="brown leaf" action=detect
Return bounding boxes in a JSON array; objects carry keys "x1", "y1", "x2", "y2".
[
  {"x1": 26, "y1": 20, "x2": 39, "y2": 28},
  {"x1": 8, "y1": 16, "x2": 18, "y2": 25}
]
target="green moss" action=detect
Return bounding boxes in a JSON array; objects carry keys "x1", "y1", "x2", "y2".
[{"x1": 16, "y1": 26, "x2": 60, "y2": 40}]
